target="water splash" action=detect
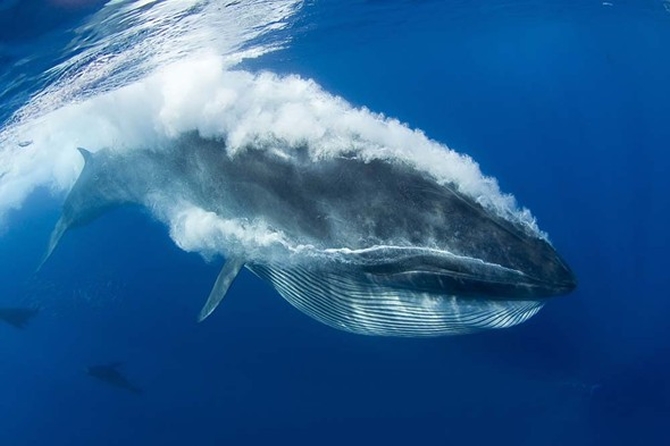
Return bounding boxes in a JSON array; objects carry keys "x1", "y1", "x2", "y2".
[{"x1": 0, "y1": 0, "x2": 542, "y2": 246}]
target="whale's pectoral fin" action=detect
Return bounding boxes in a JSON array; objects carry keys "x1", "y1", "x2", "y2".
[
  {"x1": 37, "y1": 216, "x2": 68, "y2": 272},
  {"x1": 198, "y1": 257, "x2": 245, "y2": 322},
  {"x1": 37, "y1": 148, "x2": 95, "y2": 272}
]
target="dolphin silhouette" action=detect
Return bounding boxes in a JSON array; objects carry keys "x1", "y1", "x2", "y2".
[
  {"x1": 41, "y1": 132, "x2": 576, "y2": 336},
  {"x1": 0, "y1": 307, "x2": 39, "y2": 329},
  {"x1": 86, "y1": 362, "x2": 142, "y2": 395}
]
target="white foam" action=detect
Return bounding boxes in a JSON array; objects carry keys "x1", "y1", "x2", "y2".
[
  {"x1": 0, "y1": 0, "x2": 303, "y2": 226},
  {"x1": 0, "y1": 0, "x2": 543, "y2": 250},
  {"x1": 166, "y1": 203, "x2": 290, "y2": 261}
]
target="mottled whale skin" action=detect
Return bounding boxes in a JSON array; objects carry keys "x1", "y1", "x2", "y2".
[{"x1": 43, "y1": 133, "x2": 576, "y2": 336}]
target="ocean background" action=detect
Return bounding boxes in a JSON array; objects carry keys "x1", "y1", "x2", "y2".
[{"x1": 1, "y1": 0, "x2": 669, "y2": 445}]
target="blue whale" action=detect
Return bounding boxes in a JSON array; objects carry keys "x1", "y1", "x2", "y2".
[{"x1": 42, "y1": 133, "x2": 576, "y2": 336}]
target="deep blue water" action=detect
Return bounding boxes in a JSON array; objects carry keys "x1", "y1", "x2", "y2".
[{"x1": 1, "y1": 1, "x2": 670, "y2": 445}]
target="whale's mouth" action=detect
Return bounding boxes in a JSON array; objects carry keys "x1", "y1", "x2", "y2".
[
  {"x1": 196, "y1": 241, "x2": 575, "y2": 334},
  {"x1": 365, "y1": 265, "x2": 577, "y2": 300},
  {"x1": 248, "y1": 261, "x2": 550, "y2": 337},
  {"x1": 343, "y1": 245, "x2": 577, "y2": 301}
]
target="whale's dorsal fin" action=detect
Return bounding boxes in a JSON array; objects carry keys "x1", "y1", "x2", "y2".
[
  {"x1": 77, "y1": 147, "x2": 93, "y2": 163},
  {"x1": 198, "y1": 257, "x2": 245, "y2": 322}
]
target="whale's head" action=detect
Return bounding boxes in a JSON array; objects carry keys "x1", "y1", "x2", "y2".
[
  {"x1": 357, "y1": 237, "x2": 576, "y2": 302},
  {"x1": 356, "y1": 184, "x2": 577, "y2": 302}
]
